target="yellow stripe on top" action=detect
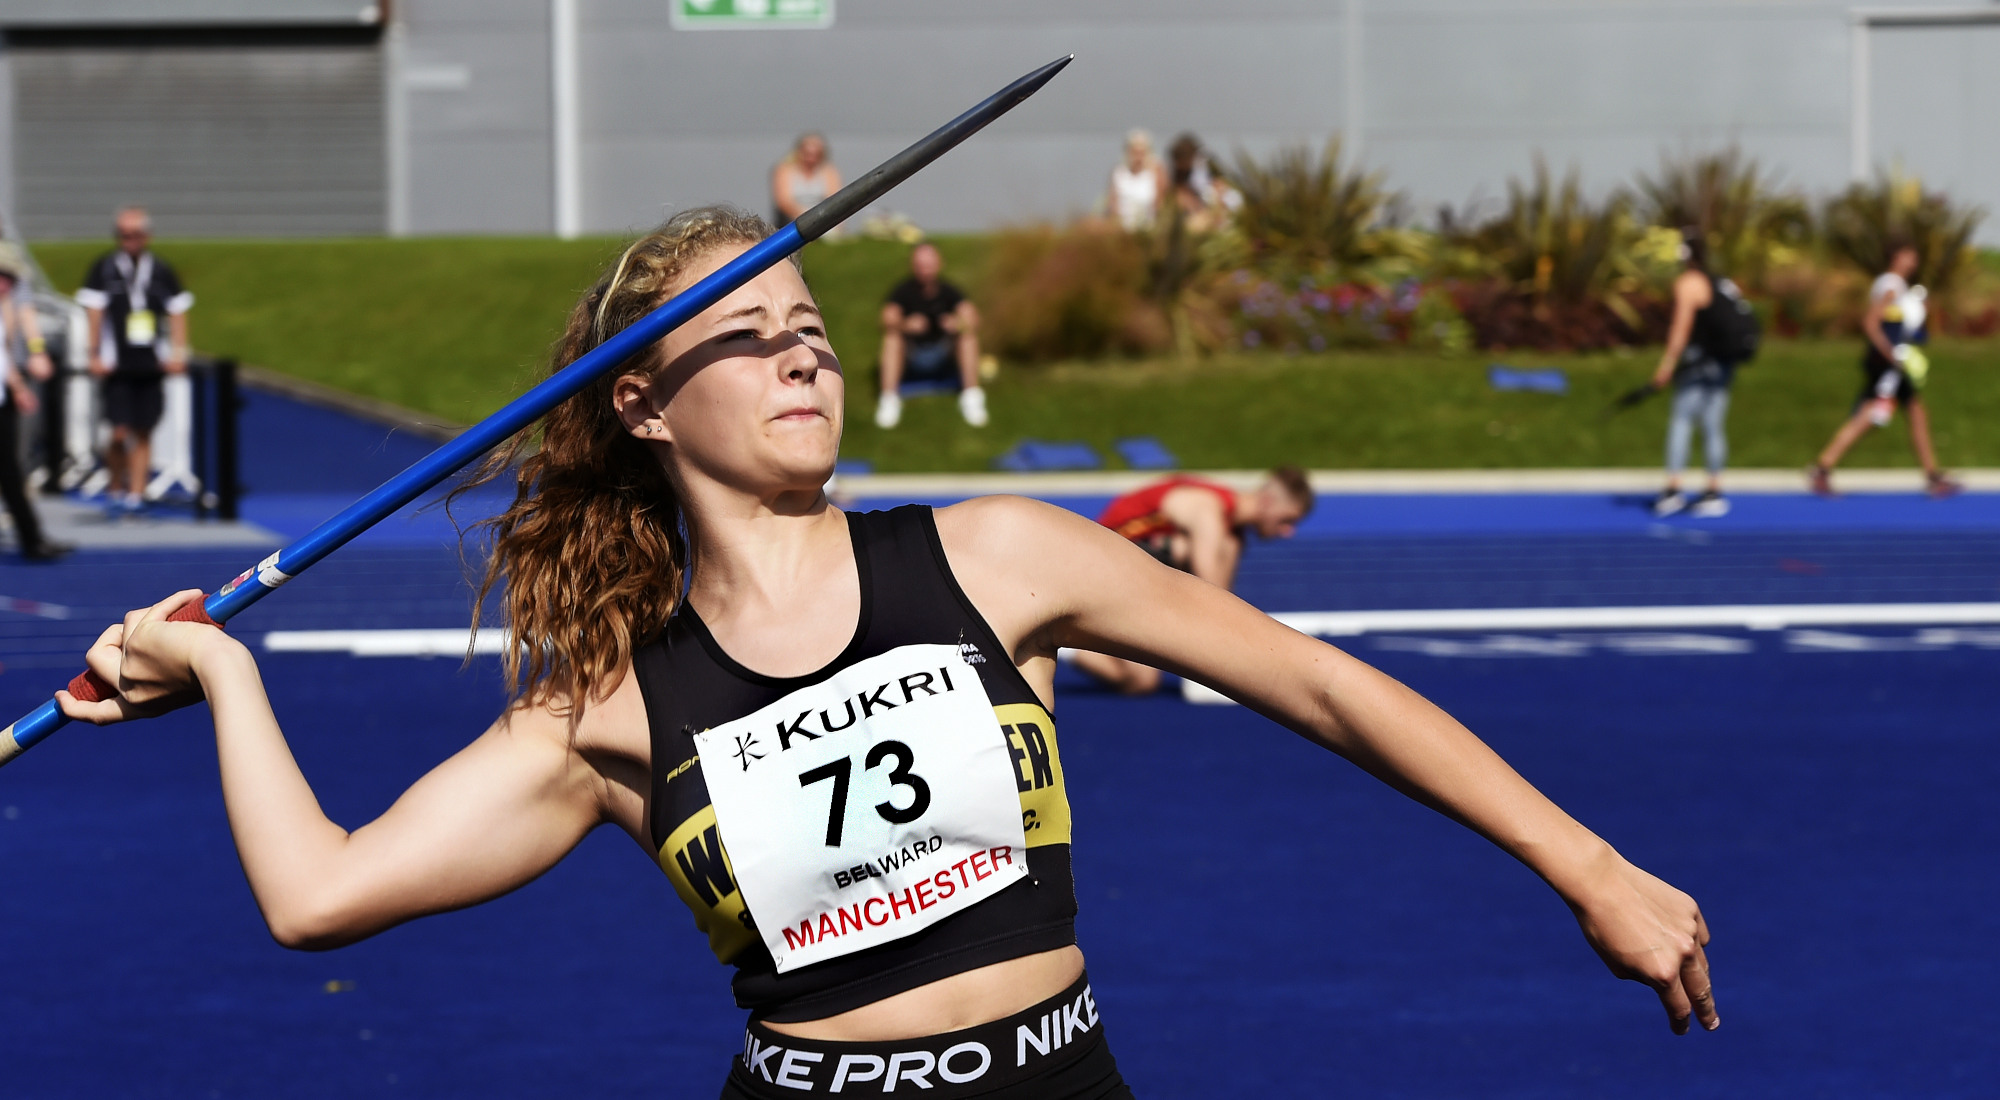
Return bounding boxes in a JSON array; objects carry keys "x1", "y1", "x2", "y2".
[
  {"x1": 656, "y1": 801, "x2": 760, "y2": 964},
  {"x1": 995, "y1": 702, "x2": 1072, "y2": 848}
]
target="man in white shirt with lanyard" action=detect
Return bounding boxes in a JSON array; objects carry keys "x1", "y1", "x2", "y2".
[{"x1": 74, "y1": 207, "x2": 194, "y2": 513}]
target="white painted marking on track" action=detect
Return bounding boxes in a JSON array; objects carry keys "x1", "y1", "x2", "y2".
[
  {"x1": 1272, "y1": 602, "x2": 2000, "y2": 636},
  {"x1": 1785, "y1": 630, "x2": 1945, "y2": 653},
  {"x1": 263, "y1": 629, "x2": 507, "y2": 657},
  {"x1": 1376, "y1": 634, "x2": 1592, "y2": 658},
  {"x1": 1173, "y1": 602, "x2": 2000, "y2": 705},
  {"x1": 0, "y1": 594, "x2": 70, "y2": 620}
]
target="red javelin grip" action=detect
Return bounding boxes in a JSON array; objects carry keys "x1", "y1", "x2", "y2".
[{"x1": 64, "y1": 599, "x2": 224, "y2": 703}]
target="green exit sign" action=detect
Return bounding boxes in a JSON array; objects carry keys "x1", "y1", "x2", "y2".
[{"x1": 672, "y1": 0, "x2": 833, "y2": 29}]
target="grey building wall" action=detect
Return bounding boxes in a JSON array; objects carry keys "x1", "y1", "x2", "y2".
[
  {"x1": 574, "y1": 0, "x2": 1351, "y2": 235},
  {"x1": 1867, "y1": 20, "x2": 2000, "y2": 236},
  {"x1": 399, "y1": 0, "x2": 554, "y2": 234},
  {"x1": 10, "y1": 28, "x2": 387, "y2": 238},
  {"x1": 0, "y1": 1, "x2": 377, "y2": 27},
  {"x1": 4, "y1": 0, "x2": 1995, "y2": 240},
  {"x1": 498, "y1": 0, "x2": 1990, "y2": 242}
]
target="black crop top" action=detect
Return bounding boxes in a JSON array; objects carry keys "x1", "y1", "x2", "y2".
[{"x1": 635, "y1": 505, "x2": 1078, "y2": 1023}]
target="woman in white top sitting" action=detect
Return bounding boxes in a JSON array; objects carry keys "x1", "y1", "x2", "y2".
[
  {"x1": 772, "y1": 132, "x2": 843, "y2": 228},
  {"x1": 1105, "y1": 129, "x2": 1163, "y2": 232}
]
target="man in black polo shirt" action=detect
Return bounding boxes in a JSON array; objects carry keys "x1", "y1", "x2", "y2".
[
  {"x1": 75, "y1": 206, "x2": 193, "y2": 512},
  {"x1": 874, "y1": 242, "x2": 987, "y2": 429}
]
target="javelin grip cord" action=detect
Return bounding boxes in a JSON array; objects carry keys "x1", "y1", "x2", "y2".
[{"x1": 0, "y1": 54, "x2": 1072, "y2": 770}]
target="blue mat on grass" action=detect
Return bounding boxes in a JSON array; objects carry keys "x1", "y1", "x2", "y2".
[
  {"x1": 1113, "y1": 436, "x2": 1178, "y2": 470},
  {"x1": 1488, "y1": 364, "x2": 1569, "y2": 394},
  {"x1": 991, "y1": 439, "x2": 1103, "y2": 472}
]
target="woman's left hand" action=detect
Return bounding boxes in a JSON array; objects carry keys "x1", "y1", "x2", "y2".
[
  {"x1": 55, "y1": 590, "x2": 230, "y2": 725},
  {"x1": 1568, "y1": 854, "x2": 1718, "y2": 1035}
]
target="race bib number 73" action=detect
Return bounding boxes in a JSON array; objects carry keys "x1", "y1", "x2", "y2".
[{"x1": 693, "y1": 644, "x2": 1028, "y2": 972}]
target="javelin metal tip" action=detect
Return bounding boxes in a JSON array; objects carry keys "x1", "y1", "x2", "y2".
[{"x1": 792, "y1": 55, "x2": 1073, "y2": 242}]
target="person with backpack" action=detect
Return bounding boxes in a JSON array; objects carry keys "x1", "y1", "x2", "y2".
[{"x1": 1645, "y1": 230, "x2": 1758, "y2": 518}]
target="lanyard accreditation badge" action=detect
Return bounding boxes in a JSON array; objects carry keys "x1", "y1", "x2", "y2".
[
  {"x1": 113, "y1": 252, "x2": 158, "y2": 347},
  {"x1": 693, "y1": 644, "x2": 1029, "y2": 973},
  {"x1": 125, "y1": 309, "x2": 157, "y2": 345}
]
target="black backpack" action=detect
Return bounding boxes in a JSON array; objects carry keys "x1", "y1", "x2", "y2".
[{"x1": 1697, "y1": 275, "x2": 1761, "y2": 365}]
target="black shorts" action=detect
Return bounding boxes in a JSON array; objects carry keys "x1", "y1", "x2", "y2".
[
  {"x1": 1134, "y1": 533, "x2": 1189, "y2": 572},
  {"x1": 720, "y1": 971, "x2": 1133, "y2": 1099},
  {"x1": 102, "y1": 374, "x2": 165, "y2": 433},
  {"x1": 904, "y1": 338, "x2": 960, "y2": 384}
]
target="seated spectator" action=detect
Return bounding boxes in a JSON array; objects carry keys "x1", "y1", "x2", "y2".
[
  {"x1": 1071, "y1": 466, "x2": 1314, "y2": 693},
  {"x1": 771, "y1": 132, "x2": 841, "y2": 227},
  {"x1": 875, "y1": 242, "x2": 987, "y2": 429},
  {"x1": 1106, "y1": 129, "x2": 1164, "y2": 232}
]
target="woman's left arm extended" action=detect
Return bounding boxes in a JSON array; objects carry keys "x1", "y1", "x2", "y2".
[{"x1": 946, "y1": 497, "x2": 1718, "y2": 1035}]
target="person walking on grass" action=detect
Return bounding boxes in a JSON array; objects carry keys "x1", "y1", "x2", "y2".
[
  {"x1": 1808, "y1": 243, "x2": 1960, "y2": 498},
  {"x1": 75, "y1": 206, "x2": 194, "y2": 514},
  {"x1": 1648, "y1": 232, "x2": 1748, "y2": 519}
]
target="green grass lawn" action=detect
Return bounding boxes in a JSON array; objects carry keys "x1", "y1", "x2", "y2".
[{"x1": 29, "y1": 236, "x2": 1999, "y2": 472}]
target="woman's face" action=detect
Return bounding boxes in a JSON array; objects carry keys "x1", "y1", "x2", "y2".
[
  {"x1": 1125, "y1": 140, "x2": 1149, "y2": 170},
  {"x1": 798, "y1": 137, "x2": 825, "y2": 171},
  {"x1": 622, "y1": 244, "x2": 843, "y2": 497}
]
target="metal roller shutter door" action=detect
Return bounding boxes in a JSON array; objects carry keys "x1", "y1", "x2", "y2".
[{"x1": 11, "y1": 28, "x2": 384, "y2": 238}]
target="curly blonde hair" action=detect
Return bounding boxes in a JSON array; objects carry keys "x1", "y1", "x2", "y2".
[{"x1": 462, "y1": 206, "x2": 795, "y2": 714}]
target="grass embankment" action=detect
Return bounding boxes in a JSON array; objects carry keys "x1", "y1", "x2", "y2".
[{"x1": 30, "y1": 237, "x2": 2000, "y2": 472}]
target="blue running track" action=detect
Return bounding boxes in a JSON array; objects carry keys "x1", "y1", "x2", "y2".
[{"x1": 1, "y1": 388, "x2": 1995, "y2": 1098}]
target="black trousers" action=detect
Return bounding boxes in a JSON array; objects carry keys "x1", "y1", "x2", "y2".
[{"x1": 0, "y1": 402, "x2": 48, "y2": 550}]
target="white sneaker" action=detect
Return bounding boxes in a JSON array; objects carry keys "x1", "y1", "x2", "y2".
[
  {"x1": 958, "y1": 386, "x2": 989, "y2": 427},
  {"x1": 1689, "y1": 490, "x2": 1731, "y2": 518},
  {"x1": 1650, "y1": 490, "x2": 1687, "y2": 517},
  {"x1": 874, "y1": 392, "x2": 902, "y2": 429}
]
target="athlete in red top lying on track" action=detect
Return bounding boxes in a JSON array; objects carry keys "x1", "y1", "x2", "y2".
[
  {"x1": 60, "y1": 211, "x2": 1715, "y2": 1099},
  {"x1": 1072, "y1": 467, "x2": 1313, "y2": 694}
]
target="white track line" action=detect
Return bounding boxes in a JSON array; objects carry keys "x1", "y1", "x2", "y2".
[
  {"x1": 1270, "y1": 602, "x2": 2000, "y2": 636},
  {"x1": 264, "y1": 629, "x2": 507, "y2": 657},
  {"x1": 266, "y1": 602, "x2": 2000, "y2": 660}
]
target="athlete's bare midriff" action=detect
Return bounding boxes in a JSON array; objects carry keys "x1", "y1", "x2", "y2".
[{"x1": 761, "y1": 945, "x2": 1085, "y2": 1042}]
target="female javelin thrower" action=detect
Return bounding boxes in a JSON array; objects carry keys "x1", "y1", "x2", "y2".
[{"x1": 60, "y1": 208, "x2": 1716, "y2": 1099}]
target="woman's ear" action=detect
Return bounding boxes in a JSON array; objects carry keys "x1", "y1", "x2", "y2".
[{"x1": 612, "y1": 374, "x2": 669, "y2": 443}]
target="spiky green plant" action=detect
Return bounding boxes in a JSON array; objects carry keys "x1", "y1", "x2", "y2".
[
  {"x1": 1456, "y1": 157, "x2": 1648, "y2": 327},
  {"x1": 1226, "y1": 138, "x2": 1411, "y2": 281},
  {"x1": 1635, "y1": 146, "x2": 1812, "y2": 284},
  {"x1": 1822, "y1": 169, "x2": 1983, "y2": 294}
]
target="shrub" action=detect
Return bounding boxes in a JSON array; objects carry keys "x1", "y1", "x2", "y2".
[
  {"x1": 1446, "y1": 159, "x2": 1662, "y2": 349},
  {"x1": 1757, "y1": 259, "x2": 1866, "y2": 339},
  {"x1": 983, "y1": 226, "x2": 1168, "y2": 362},
  {"x1": 1226, "y1": 139, "x2": 1416, "y2": 282},
  {"x1": 1636, "y1": 146, "x2": 1813, "y2": 286},
  {"x1": 1823, "y1": 169, "x2": 1983, "y2": 294}
]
